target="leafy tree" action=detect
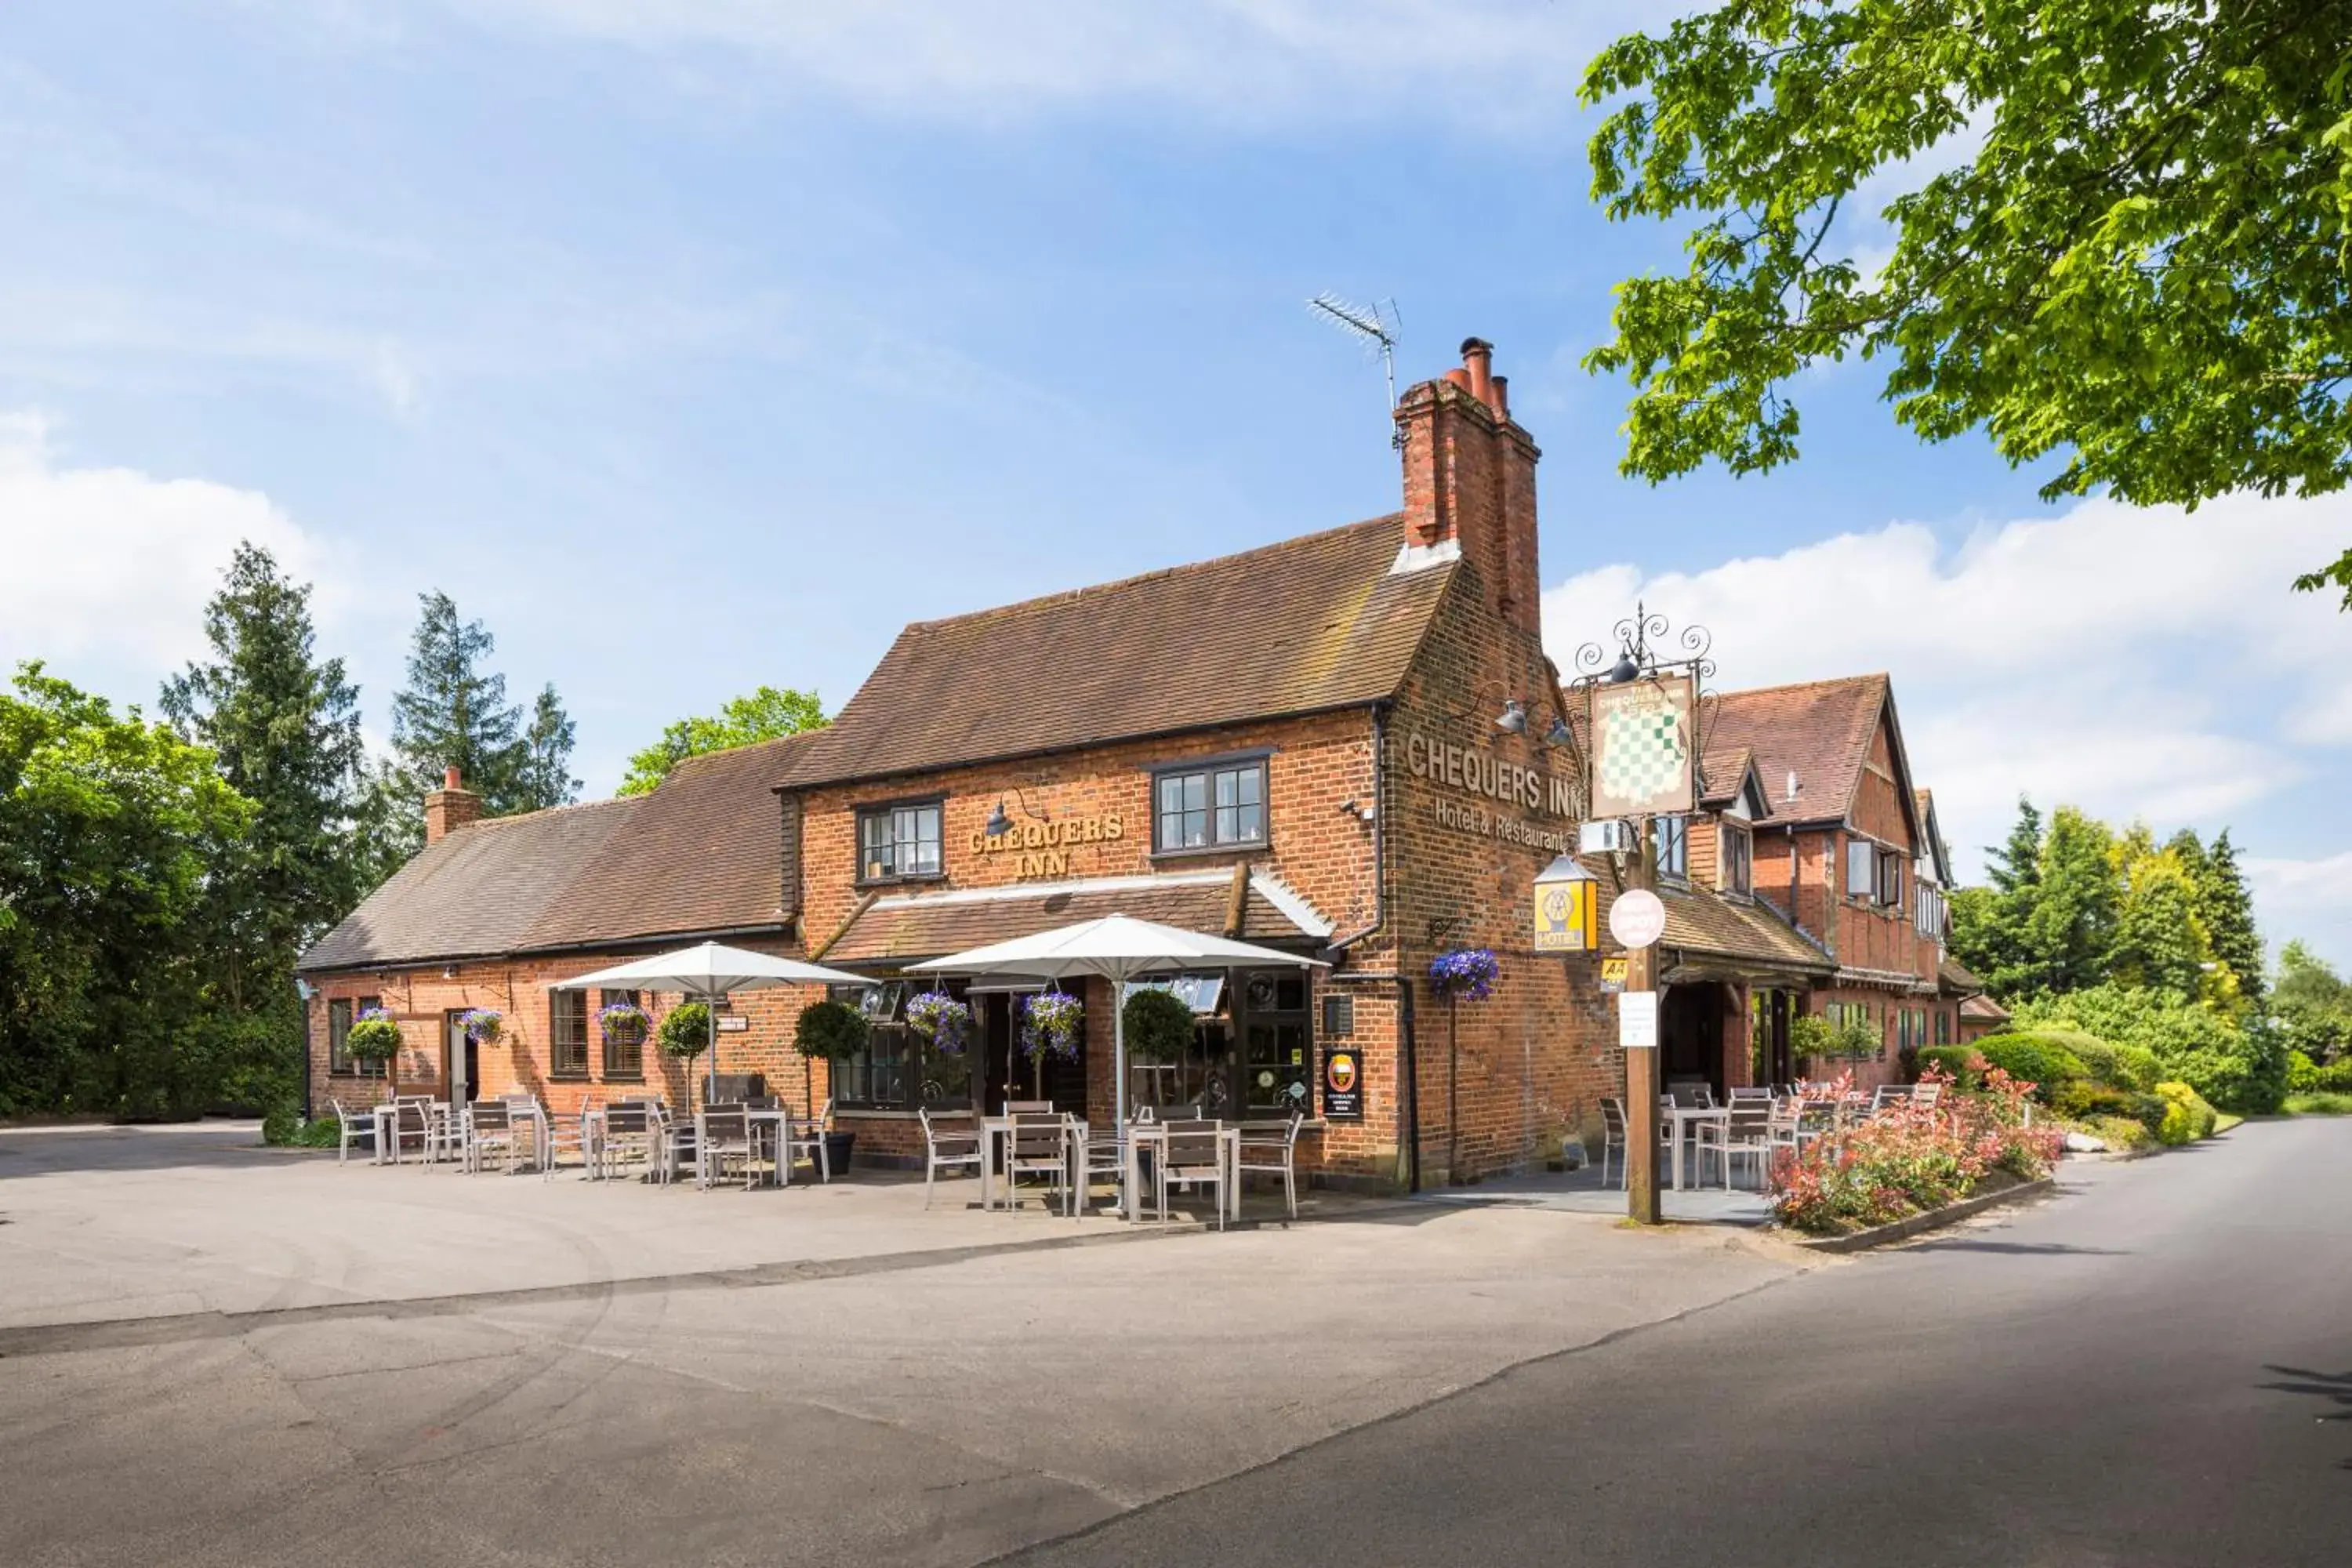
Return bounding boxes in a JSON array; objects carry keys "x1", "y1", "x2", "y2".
[
  {"x1": 2195, "y1": 829, "x2": 2264, "y2": 1007},
  {"x1": 389, "y1": 591, "x2": 524, "y2": 808},
  {"x1": 386, "y1": 591, "x2": 574, "y2": 825},
  {"x1": 158, "y1": 543, "x2": 365, "y2": 1014},
  {"x1": 618, "y1": 684, "x2": 826, "y2": 797},
  {"x1": 2273, "y1": 940, "x2": 2352, "y2": 1062},
  {"x1": 345, "y1": 753, "x2": 423, "y2": 898},
  {"x1": 2108, "y1": 840, "x2": 2216, "y2": 1004},
  {"x1": 1580, "y1": 0, "x2": 2352, "y2": 602},
  {"x1": 0, "y1": 664, "x2": 257, "y2": 1116},
  {"x1": 515, "y1": 684, "x2": 580, "y2": 811},
  {"x1": 2028, "y1": 808, "x2": 2121, "y2": 996}
]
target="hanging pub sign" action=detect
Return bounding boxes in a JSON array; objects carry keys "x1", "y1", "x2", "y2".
[
  {"x1": 1322, "y1": 1046, "x2": 1365, "y2": 1120},
  {"x1": 1532, "y1": 854, "x2": 1599, "y2": 954},
  {"x1": 1588, "y1": 673, "x2": 1696, "y2": 819}
]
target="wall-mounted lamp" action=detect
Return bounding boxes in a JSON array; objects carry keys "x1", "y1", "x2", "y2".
[
  {"x1": 1494, "y1": 699, "x2": 1528, "y2": 735},
  {"x1": 984, "y1": 800, "x2": 1014, "y2": 837},
  {"x1": 1339, "y1": 797, "x2": 1377, "y2": 826}
]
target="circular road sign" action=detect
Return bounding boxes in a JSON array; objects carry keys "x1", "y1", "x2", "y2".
[{"x1": 1609, "y1": 887, "x2": 1668, "y2": 950}]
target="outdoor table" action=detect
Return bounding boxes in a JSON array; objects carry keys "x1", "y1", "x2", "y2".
[
  {"x1": 372, "y1": 1101, "x2": 456, "y2": 1165},
  {"x1": 978, "y1": 1114, "x2": 1089, "y2": 1213},
  {"x1": 1122, "y1": 1121, "x2": 1241, "y2": 1223},
  {"x1": 1660, "y1": 1105, "x2": 1729, "y2": 1191}
]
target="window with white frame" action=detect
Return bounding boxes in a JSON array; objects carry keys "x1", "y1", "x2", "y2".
[{"x1": 858, "y1": 800, "x2": 943, "y2": 883}]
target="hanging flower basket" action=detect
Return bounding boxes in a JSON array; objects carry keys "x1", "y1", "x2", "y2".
[
  {"x1": 1019, "y1": 990, "x2": 1084, "y2": 1060},
  {"x1": 459, "y1": 1007, "x2": 503, "y2": 1044},
  {"x1": 597, "y1": 1000, "x2": 650, "y2": 1047},
  {"x1": 906, "y1": 991, "x2": 974, "y2": 1055},
  {"x1": 1428, "y1": 948, "x2": 1500, "y2": 1001},
  {"x1": 345, "y1": 1007, "x2": 402, "y2": 1064}
]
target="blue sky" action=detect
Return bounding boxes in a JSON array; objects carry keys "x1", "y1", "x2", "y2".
[{"x1": 5, "y1": 2, "x2": 2349, "y2": 970}]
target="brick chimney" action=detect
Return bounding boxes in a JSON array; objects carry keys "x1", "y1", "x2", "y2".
[
  {"x1": 1395, "y1": 337, "x2": 1543, "y2": 644},
  {"x1": 423, "y1": 764, "x2": 483, "y2": 845}
]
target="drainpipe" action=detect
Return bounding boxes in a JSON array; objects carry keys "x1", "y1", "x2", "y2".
[
  {"x1": 1328, "y1": 704, "x2": 1388, "y2": 952},
  {"x1": 1399, "y1": 976, "x2": 1421, "y2": 1193}
]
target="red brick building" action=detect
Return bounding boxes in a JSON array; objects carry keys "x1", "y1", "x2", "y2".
[{"x1": 297, "y1": 338, "x2": 1934, "y2": 1187}]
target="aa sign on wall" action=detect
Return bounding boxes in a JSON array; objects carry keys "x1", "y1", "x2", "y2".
[{"x1": 1588, "y1": 674, "x2": 1696, "y2": 819}]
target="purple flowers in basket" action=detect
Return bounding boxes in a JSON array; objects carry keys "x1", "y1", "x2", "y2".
[
  {"x1": 1428, "y1": 948, "x2": 1499, "y2": 1001},
  {"x1": 906, "y1": 991, "x2": 973, "y2": 1054},
  {"x1": 1019, "y1": 989, "x2": 1084, "y2": 1059},
  {"x1": 458, "y1": 1007, "x2": 503, "y2": 1043},
  {"x1": 597, "y1": 1000, "x2": 650, "y2": 1045}
]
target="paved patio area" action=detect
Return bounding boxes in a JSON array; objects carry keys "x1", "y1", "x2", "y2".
[
  {"x1": 0, "y1": 1120, "x2": 1825, "y2": 1566},
  {"x1": 1416, "y1": 1162, "x2": 1773, "y2": 1225}
]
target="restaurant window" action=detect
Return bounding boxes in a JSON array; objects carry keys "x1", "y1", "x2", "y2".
[
  {"x1": 1153, "y1": 757, "x2": 1267, "y2": 854},
  {"x1": 826, "y1": 983, "x2": 971, "y2": 1111},
  {"x1": 550, "y1": 989, "x2": 590, "y2": 1078},
  {"x1": 1721, "y1": 822, "x2": 1752, "y2": 897},
  {"x1": 1936, "y1": 1007, "x2": 1952, "y2": 1046},
  {"x1": 1241, "y1": 969, "x2": 1313, "y2": 1116},
  {"x1": 599, "y1": 989, "x2": 642, "y2": 1080},
  {"x1": 1846, "y1": 837, "x2": 1876, "y2": 899},
  {"x1": 1653, "y1": 814, "x2": 1689, "y2": 882},
  {"x1": 857, "y1": 801, "x2": 943, "y2": 884},
  {"x1": 327, "y1": 995, "x2": 384, "y2": 1076}
]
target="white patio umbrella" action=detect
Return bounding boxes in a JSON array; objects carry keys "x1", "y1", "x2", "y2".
[
  {"x1": 909, "y1": 914, "x2": 1327, "y2": 1127},
  {"x1": 548, "y1": 942, "x2": 869, "y2": 1105}
]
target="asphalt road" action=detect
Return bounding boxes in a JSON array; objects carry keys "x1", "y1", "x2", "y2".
[{"x1": 999, "y1": 1118, "x2": 2352, "y2": 1567}]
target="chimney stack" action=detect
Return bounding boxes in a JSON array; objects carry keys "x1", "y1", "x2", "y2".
[
  {"x1": 423, "y1": 765, "x2": 484, "y2": 845},
  {"x1": 1394, "y1": 337, "x2": 1543, "y2": 644}
]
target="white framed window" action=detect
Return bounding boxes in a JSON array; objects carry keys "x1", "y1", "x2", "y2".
[
  {"x1": 1653, "y1": 815, "x2": 1690, "y2": 881},
  {"x1": 1846, "y1": 837, "x2": 1875, "y2": 899}
]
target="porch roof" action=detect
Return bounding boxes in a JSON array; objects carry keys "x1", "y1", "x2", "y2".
[{"x1": 1659, "y1": 885, "x2": 1834, "y2": 978}]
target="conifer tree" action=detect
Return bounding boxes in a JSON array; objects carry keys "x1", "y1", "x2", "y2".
[
  {"x1": 389, "y1": 591, "x2": 524, "y2": 808},
  {"x1": 515, "y1": 684, "x2": 580, "y2": 811},
  {"x1": 2198, "y1": 829, "x2": 2265, "y2": 1007}
]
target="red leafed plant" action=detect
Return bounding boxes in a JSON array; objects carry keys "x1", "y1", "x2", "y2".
[{"x1": 1769, "y1": 1064, "x2": 2064, "y2": 1236}]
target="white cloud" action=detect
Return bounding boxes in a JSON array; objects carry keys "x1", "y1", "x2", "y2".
[
  {"x1": 417, "y1": 0, "x2": 1657, "y2": 129},
  {"x1": 0, "y1": 414, "x2": 349, "y2": 699},
  {"x1": 2244, "y1": 852, "x2": 2352, "y2": 976},
  {"x1": 1539, "y1": 490, "x2": 2352, "y2": 891}
]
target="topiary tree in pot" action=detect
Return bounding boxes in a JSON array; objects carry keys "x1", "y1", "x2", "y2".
[
  {"x1": 658, "y1": 1000, "x2": 712, "y2": 1109},
  {"x1": 795, "y1": 999, "x2": 870, "y2": 1170},
  {"x1": 346, "y1": 1007, "x2": 405, "y2": 1094}
]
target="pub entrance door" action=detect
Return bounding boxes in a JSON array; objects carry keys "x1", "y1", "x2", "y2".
[{"x1": 441, "y1": 1009, "x2": 478, "y2": 1105}]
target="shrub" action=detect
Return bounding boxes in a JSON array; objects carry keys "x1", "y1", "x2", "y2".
[
  {"x1": 345, "y1": 1008, "x2": 402, "y2": 1065},
  {"x1": 1769, "y1": 1066, "x2": 2063, "y2": 1235},
  {"x1": 1916, "y1": 1045, "x2": 1982, "y2": 1086},
  {"x1": 1972, "y1": 1033, "x2": 2089, "y2": 1103},
  {"x1": 1123, "y1": 987, "x2": 1196, "y2": 1064},
  {"x1": 2286, "y1": 1049, "x2": 2321, "y2": 1094},
  {"x1": 2082, "y1": 1113, "x2": 2155, "y2": 1152},
  {"x1": 1792, "y1": 1013, "x2": 1882, "y2": 1064},
  {"x1": 2154, "y1": 1080, "x2": 2218, "y2": 1145},
  {"x1": 2285, "y1": 1091, "x2": 2352, "y2": 1116},
  {"x1": 262, "y1": 1103, "x2": 302, "y2": 1145},
  {"x1": 263, "y1": 1105, "x2": 345, "y2": 1149},
  {"x1": 2045, "y1": 1032, "x2": 2161, "y2": 1092},
  {"x1": 2315, "y1": 1060, "x2": 2352, "y2": 1093},
  {"x1": 2053, "y1": 1082, "x2": 2166, "y2": 1136},
  {"x1": 2013, "y1": 983, "x2": 2286, "y2": 1113}
]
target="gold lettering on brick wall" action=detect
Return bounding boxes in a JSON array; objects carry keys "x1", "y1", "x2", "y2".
[
  {"x1": 1403, "y1": 731, "x2": 1583, "y2": 819},
  {"x1": 965, "y1": 813, "x2": 1123, "y2": 878}
]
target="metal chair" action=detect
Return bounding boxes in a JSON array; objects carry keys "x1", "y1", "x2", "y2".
[
  {"x1": 697, "y1": 1104, "x2": 757, "y2": 1190},
  {"x1": 1236, "y1": 1111, "x2": 1304, "y2": 1220},
  {"x1": 463, "y1": 1099, "x2": 521, "y2": 1174},
  {"x1": 388, "y1": 1098, "x2": 433, "y2": 1164},
  {"x1": 599, "y1": 1103, "x2": 655, "y2": 1180},
  {"x1": 1078, "y1": 1120, "x2": 1127, "y2": 1218},
  {"x1": 1002, "y1": 1112, "x2": 1071, "y2": 1214},
  {"x1": 1598, "y1": 1097, "x2": 1629, "y2": 1189},
  {"x1": 1154, "y1": 1120, "x2": 1229, "y2": 1230},
  {"x1": 1002, "y1": 1098, "x2": 1053, "y2": 1115},
  {"x1": 1697, "y1": 1099, "x2": 1775, "y2": 1189},
  {"x1": 330, "y1": 1098, "x2": 377, "y2": 1164},
  {"x1": 918, "y1": 1107, "x2": 981, "y2": 1207},
  {"x1": 779, "y1": 1108, "x2": 831, "y2": 1185},
  {"x1": 543, "y1": 1098, "x2": 593, "y2": 1180}
]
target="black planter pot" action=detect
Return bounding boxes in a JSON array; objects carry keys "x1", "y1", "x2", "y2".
[{"x1": 822, "y1": 1131, "x2": 856, "y2": 1178}]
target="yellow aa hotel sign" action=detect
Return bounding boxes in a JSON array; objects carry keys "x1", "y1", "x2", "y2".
[{"x1": 1533, "y1": 854, "x2": 1599, "y2": 954}]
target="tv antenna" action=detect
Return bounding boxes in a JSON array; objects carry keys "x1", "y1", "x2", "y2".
[{"x1": 1308, "y1": 292, "x2": 1403, "y2": 416}]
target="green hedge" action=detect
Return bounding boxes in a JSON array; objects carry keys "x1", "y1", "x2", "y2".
[
  {"x1": 1972, "y1": 1033, "x2": 2089, "y2": 1103},
  {"x1": 2313, "y1": 1059, "x2": 2352, "y2": 1094},
  {"x1": 2154, "y1": 1081, "x2": 2219, "y2": 1145},
  {"x1": 1917, "y1": 1044, "x2": 1981, "y2": 1085}
]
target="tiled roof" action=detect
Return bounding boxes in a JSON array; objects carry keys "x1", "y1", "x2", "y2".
[
  {"x1": 298, "y1": 797, "x2": 637, "y2": 972},
  {"x1": 1699, "y1": 746, "x2": 1759, "y2": 808},
  {"x1": 1703, "y1": 674, "x2": 1905, "y2": 829},
  {"x1": 1659, "y1": 884, "x2": 1833, "y2": 975},
  {"x1": 299, "y1": 731, "x2": 823, "y2": 973},
  {"x1": 818, "y1": 869, "x2": 1330, "y2": 967},
  {"x1": 1961, "y1": 992, "x2": 2011, "y2": 1022},
  {"x1": 521, "y1": 731, "x2": 822, "y2": 952},
  {"x1": 1939, "y1": 956, "x2": 1987, "y2": 996},
  {"x1": 779, "y1": 514, "x2": 1450, "y2": 789}
]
